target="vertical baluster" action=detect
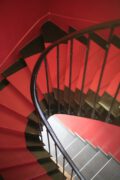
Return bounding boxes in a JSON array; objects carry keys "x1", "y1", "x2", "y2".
[
  {"x1": 70, "y1": 169, "x2": 74, "y2": 180},
  {"x1": 36, "y1": 109, "x2": 43, "y2": 141},
  {"x1": 56, "y1": 45, "x2": 60, "y2": 113},
  {"x1": 55, "y1": 143, "x2": 58, "y2": 165},
  {"x1": 63, "y1": 156, "x2": 65, "y2": 175},
  {"x1": 68, "y1": 39, "x2": 73, "y2": 114},
  {"x1": 39, "y1": 122, "x2": 43, "y2": 142},
  {"x1": 44, "y1": 57, "x2": 51, "y2": 116},
  {"x1": 40, "y1": 132, "x2": 43, "y2": 142},
  {"x1": 78, "y1": 37, "x2": 90, "y2": 116},
  {"x1": 46, "y1": 130, "x2": 51, "y2": 154},
  {"x1": 106, "y1": 83, "x2": 120, "y2": 122},
  {"x1": 91, "y1": 27, "x2": 114, "y2": 118}
]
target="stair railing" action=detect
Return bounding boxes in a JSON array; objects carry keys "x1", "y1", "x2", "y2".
[
  {"x1": 106, "y1": 83, "x2": 120, "y2": 122},
  {"x1": 31, "y1": 19, "x2": 120, "y2": 179}
]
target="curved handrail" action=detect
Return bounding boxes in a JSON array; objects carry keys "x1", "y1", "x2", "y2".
[
  {"x1": 30, "y1": 19, "x2": 120, "y2": 179},
  {"x1": 31, "y1": 19, "x2": 120, "y2": 65}
]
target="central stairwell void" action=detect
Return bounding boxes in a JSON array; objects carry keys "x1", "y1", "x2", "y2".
[{"x1": 0, "y1": 19, "x2": 120, "y2": 179}]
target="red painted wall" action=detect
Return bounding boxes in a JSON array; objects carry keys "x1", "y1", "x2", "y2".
[
  {"x1": 0, "y1": 0, "x2": 120, "y2": 76},
  {"x1": 0, "y1": 0, "x2": 49, "y2": 75},
  {"x1": 50, "y1": 0, "x2": 120, "y2": 23}
]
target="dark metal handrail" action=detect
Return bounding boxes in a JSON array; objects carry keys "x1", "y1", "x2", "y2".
[{"x1": 30, "y1": 19, "x2": 120, "y2": 179}]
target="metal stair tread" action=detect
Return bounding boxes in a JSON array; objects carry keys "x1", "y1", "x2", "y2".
[
  {"x1": 26, "y1": 126, "x2": 39, "y2": 135},
  {"x1": 65, "y1": 144, "x2": 97, "y2": 174},
  {"x1": 69, "y1": 27, "x2": 88, "y2": 45},
  {"x1": 58, "y1": 136, "x2": 86, "y2": 166},
  {"x1": 28, "y1": 112, "x2": 40, "y2": 124},
  {"x1": 48, "y1": 115, "x2": 75, "y2": 142},
  {"x1": 92, "y1": 158, "x2": 120, "y2": 180},
  {"x1": 35, "y1": 170, "x2": 66, "y2": 180},
  {"x1": 0, "y1": 79, "x2": 9, "y2": 90},
  {"x1": 47, "y1": 116, "x2": 75, "y2": 146},
  {"x1": 2, "y1": 58, "x2": 26, "y2": 78},
  {"x1": 42, "y1": 116, "x2": 76, "y2": 158},
  {"x1": 41, "y1": 161, "x2": 58, "y2": 174},
  {"x1": 31, "y1": 150, "x2": 50, "y2": 160},
  {"x1": 41, "y1": 21, "x2": 67, "y2": 42},
  {"x1": 27, "y1": 140, "x2": 43, "y2": 147},
  {"x1": 20, "y1": 35, "x2": 44, "y2": 58},
  {"x1": 66, "y1": 135, "x2": 86, "y2": 157},
  {"x1": 89, "y1": 32, "x2": 107, "y2": 50},
  {"x1": 80, "y1": 150, "x2": 109, "y2": 180},
  {"x1": 111, "y1": 35, "x2": 120, "y2": 48},
  {"x1": 49, "y1": 170, "x2": 66, "y2": 180}
]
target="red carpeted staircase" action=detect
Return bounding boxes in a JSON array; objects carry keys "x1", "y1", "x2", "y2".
[{"x1": 0, "y1": 20, "x2": 120, "y2": 180}]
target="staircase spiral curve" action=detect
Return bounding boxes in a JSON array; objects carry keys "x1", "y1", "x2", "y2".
[{"x1": 0, "y1": 19, "x2": 120, "y2": 180}]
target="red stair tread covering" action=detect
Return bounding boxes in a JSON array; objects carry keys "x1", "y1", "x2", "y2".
[
  {"x1": 106, "y1": 72, "x2": 120, "y2": 101},
  {"x1": 0, "y1": 149, "x2": 41, "y2": 170},
  {"x1": 25, "y1": 53, "x2": 53, "y2": 94},
  {"x1": 0, "y1": 106, "x2": 50, "y2": 179},
  {"x1": 0, "y1": 105, "x2": 27, "y2": 133},
  {"x1": 64, "y1": 39, "x2": 86, "y2": 91},
  {"x1": 0, "y1": 84, "x2": 34, "y2": 117},
  {"x1": 96, "y1": 28, "x2": 120, "y2": 40},
  {"x1": 114, "y1": 27, "x2": 120, "y2": 36},
  {"x1": 90, "y1": 46, "x2": 120, "y2": 96},
  {"x1": 106, "y1": 44, "x2": 120, "y2": 60},
  {"x1": 55, "y1": 114, "x2": 120, "y2": 161},
  {"x1": 7, "y1": 67, "x2": 43, "y2": 103},
  {"x1": 1, "y1": 162, "x2": 51, "y2": 180},
  {"x1": 45, "y1": 42, "x2": 68, "y2": 90},
  {"x1": 0, "y1": 132, "x2": 26, "y2": 149},
  {"x1": 76, "y1": 40, "x2": 105, "y2": 94},
  {"x1": 95, "y1": 29, "x2": 111, "y2": 41}
]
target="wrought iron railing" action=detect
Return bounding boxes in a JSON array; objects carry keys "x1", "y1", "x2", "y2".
[{"x1": 30, "y1": 19, "x2": 120, "y2": 179}]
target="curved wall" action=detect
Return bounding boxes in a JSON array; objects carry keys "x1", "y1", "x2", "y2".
[
  {"x1": 0, "y1": 0, "x2": 120, "y2": 77},
  {"x1": 0, "y1": 0, "x2": 49, "y2": 75}
]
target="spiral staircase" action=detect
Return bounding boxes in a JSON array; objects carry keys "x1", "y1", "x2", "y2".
[{"x1": 0, "y1": 20, "x2": 120, "y2": 180}]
